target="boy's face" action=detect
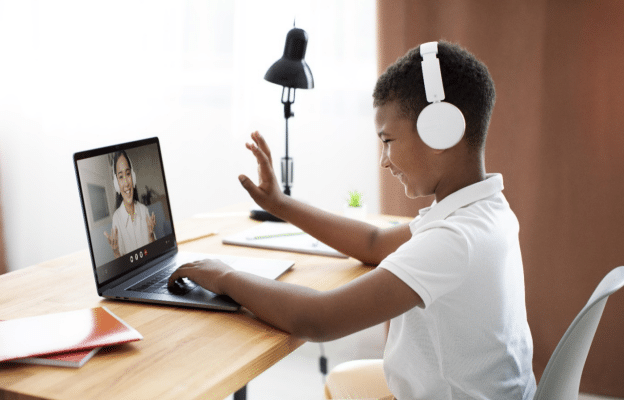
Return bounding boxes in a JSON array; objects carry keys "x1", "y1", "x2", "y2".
[{"x1": 376, "y1": 101, "x2": 440, "y2": 199}]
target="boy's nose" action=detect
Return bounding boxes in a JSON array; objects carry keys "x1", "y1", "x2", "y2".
[{"x1": 379, "y1": 151, "x2": 390, "y2": 169}]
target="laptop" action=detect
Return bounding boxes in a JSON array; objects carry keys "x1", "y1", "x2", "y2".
[{"x1": 73, "y1": 137, "x2": 293, "y2": 311}]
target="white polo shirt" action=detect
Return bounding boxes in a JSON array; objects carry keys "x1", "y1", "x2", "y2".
[{"x1": 380, "y1": 174, "x2": 536, "y2": 400}]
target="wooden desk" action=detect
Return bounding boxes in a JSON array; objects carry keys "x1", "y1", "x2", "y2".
[{"x1": 0, "y1": 207, "x2": 405, "y2": 400}]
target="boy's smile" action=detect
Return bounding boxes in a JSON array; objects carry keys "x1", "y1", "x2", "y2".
[{"x1": 375, "y1": 101, "x2": 440, "y2": 199}]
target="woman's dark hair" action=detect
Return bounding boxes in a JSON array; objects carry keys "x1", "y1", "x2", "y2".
[
  {"x1": 373, "y1": 40, "x2": 496, "y2": 152},
  {"x1": 113, "y1": 150, "x2": 139, "y2": 209}
]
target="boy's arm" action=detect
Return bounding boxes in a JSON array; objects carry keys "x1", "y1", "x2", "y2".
[
  {"x1": 239, "y1": 132, "x2": 411, "y2": 265},
  {"x1": 168, "y1": 259, "x2": 422, "y2": 342}
]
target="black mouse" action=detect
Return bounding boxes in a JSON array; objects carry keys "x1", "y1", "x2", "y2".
[{"x1": 169, "y1": 278, "x2": 190, "y2": 295}]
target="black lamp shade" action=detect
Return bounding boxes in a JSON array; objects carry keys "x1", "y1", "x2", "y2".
[{"x1": 264, "y1": 28, "x2": 314, "y2": 89}]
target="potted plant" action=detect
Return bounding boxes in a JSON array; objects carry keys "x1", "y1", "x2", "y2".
[{"x1": 343, "y1": 190, "x2": 367, "y2": 220}]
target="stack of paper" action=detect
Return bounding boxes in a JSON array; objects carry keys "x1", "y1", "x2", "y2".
[{"x1": 0, "y1": 307, "x2": 142, "y2": 368}]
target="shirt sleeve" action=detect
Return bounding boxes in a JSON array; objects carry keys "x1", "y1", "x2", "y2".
[{"x1": 379, "y1": 221, "x2": 470, "y2": 309}]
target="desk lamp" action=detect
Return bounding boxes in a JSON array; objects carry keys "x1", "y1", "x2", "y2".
[{"x1": 251, "y1": 26, "x2": 314, "y2": 221}]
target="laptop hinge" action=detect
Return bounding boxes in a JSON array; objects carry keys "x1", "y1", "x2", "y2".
[{"x1": 99, "y1": 248, "x2": 178, "y2": 293}]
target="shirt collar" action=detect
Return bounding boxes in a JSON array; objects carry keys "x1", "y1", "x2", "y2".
[
  {"x1": 410, "y1": 173, "x2": 504, "y2": 232},
  {"x1": 120, "y1": 202, "x2": 136, "y2": 228}
]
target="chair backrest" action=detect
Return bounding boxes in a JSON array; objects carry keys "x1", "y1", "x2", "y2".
[{"x1": 534, "y1": 266, "x2": 624, "y2": 400}]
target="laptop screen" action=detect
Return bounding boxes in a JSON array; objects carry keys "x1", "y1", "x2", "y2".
[{"x1": 74, "y1": 138, "x2": 176, "y2": 286}]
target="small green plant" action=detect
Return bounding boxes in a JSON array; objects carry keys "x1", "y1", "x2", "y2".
[{"x1": 347, "y1": 190, "x2": 364, "y2": 208}]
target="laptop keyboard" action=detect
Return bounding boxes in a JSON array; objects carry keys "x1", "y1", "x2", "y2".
[
  {"x1": 128, "y1": 264, "x2": 196, "y2": 295},
  {"x1": 127, "y1": 255, "x2": 248, "y2": 295}
]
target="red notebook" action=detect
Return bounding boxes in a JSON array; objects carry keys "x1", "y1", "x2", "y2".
[{"x1": 0, "y1": 307, "x2": 143, "y2": 363}]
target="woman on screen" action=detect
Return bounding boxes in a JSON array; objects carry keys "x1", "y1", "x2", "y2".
[{"x1": 104, "y1": 150, "x2": 156, "y2": 258}]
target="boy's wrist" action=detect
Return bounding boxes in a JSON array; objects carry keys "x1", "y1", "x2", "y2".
[
  {"x1": 263, "y1": 191, "x2": 290, "y2": 220},
  {"x1": 217, "y1": 268, "x2": 239, "y2": 297}
]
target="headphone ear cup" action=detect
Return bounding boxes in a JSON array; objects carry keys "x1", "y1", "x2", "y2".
[{"x1": 417, "y1": 102, "x2": 466, "y2": 150}]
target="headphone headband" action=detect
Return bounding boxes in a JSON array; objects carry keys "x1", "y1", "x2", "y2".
[{"x1": 420, "y1": 42, "x2": 445, "y2": 103}]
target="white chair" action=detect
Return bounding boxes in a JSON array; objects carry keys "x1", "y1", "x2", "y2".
[
  {"x1": 324, "y1": 266, "x2": 624, "y2": 400},
  {"x1": 324, "y1": 359, "x2": 392, "y2": 399},
  {"x1": 533, "y1": 265, "x2": 624, "y2": 399}
]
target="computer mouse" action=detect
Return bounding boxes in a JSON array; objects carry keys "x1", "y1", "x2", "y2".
[{"x1": 169, "y1": 278, "x2": 190, "y2": 295}]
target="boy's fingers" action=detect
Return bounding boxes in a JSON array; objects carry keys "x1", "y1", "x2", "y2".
[
  {"x1": 246, "y1": 142, "x2": 273, "y2": 171},
  {"x1": 168, "y1": 269, "x2": 183, "y2": 287},
  {"x1": 252, "y1": 132, "x2": 273, "y2": 164},
  {"x1": 168, "y1": 265, "x2": 189, "y2": 285},
  {"x1": 168, "y1": 263, "x2": 202, "y2": 287}
]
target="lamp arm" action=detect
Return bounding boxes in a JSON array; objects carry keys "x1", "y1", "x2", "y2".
[
  {"x1": 280, "y1": 87, "x2": 296, "y2": 196},
  {"x1": 281, "y1": 87, "x2": 295, "y2": 119}
]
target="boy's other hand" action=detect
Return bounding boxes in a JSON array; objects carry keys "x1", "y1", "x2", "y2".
[
  {"x1": 238, "y1": 131, "x2": 284, "y2": 211},
  {"x1": 168, "y1": 259, "x2": 233, "y2": 295}
]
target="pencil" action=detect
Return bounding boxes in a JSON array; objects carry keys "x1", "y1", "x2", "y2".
[{"x1": 246, "y1": 232, "x2": 306, "y2": 241}]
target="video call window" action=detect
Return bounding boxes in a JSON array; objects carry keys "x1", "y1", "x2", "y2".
[{"x1": 77, "y1": 143, "x2": 173, "y2": 274}]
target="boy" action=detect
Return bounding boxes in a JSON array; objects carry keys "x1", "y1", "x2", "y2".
[{"x1": 169, "y1": 41, "x2": 536, "y2": 399}]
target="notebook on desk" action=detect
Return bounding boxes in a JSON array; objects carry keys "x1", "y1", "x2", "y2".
[
  {"x1": 73, "y1": 137, "x2": 293, "y2": 311},
  {"x1": 223, "y1": 221, "x2": 348, "y2": 258}
]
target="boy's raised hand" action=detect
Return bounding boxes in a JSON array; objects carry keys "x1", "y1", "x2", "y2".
[{"x1": 238, "y1": 131, "x2": 284, "y2": 211}]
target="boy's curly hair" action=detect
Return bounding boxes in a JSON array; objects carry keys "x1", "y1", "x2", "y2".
[{"x1": 373, "y1": 40, "x2": 495, "y2": 152}]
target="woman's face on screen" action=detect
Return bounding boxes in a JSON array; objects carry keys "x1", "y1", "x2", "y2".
[{"x1": 115, "y1": 154, "x2": 134, "y2": 205}]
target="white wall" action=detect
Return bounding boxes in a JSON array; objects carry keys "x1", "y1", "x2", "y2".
[{"x1": 0, "y1": 0, "x2": 379, "y2": 271}]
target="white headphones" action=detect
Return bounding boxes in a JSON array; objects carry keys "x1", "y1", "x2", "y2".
[
  {"x1": 416, "y1": 42, "x2": 466, "y2": 150},
  {"x1": 112, "y1": 153, "x2": 137, "y2": 194}
]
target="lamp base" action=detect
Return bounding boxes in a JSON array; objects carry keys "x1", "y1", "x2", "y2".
[{"x1": 249, "y1": 208, "x2": 284, "y2": 223}]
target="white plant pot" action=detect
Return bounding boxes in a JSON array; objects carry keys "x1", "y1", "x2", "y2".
[{"x1": 343, "y1": 204, "x2": 367, "y2": 220}]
